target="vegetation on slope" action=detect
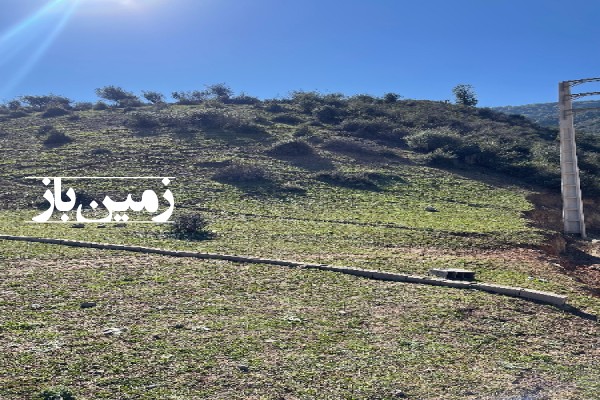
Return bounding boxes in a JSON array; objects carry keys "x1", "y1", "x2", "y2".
[
  {"x1": 0, "y1": 86, "x2": 599, "y2": 399},
  {"x1": 494, "y1": 99, "x2": 600, "y2": 134}
]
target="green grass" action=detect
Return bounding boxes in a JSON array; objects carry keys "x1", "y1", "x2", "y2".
[
  {"x1": 0, "y1": 103, "x2": 598, "y2": 399},
  {"x1": 0, "y1": 243, "x2": 598, "y2": 399}
]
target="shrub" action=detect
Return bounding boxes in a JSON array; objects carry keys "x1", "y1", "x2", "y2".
[
  {"x1": 405, "y1": 128, "x2": 463, "y2": 152},
  {"x1": 290, "y1": 91, "x2": 323, "y2": 114},
  {"x1": 264, "y1": 102, "x2": 286, "y2": 113},
  {"x1": 9, "y1": 110, "x2": 29, "y2": 118},
  {"x1": 7, "y1": 99, "x2": 22, "y2": 110},
  {"x1": 268, "y1": 140, "x2": 315, "y2": 157},
  {"x1": 42, "y1": 107, "x2": 70, "y2": 118},
  {"x1": 205, "y1": 83, "x2": 233, "y2": 102},
  {"x1": 93, "y1": 101, "x2": 108, "y2": 110},
  {"x1": 272, "y1": 114, "x2": 303, "y2": 125},
  {"x1": 213, "y1": 164, "x2": 269, "y2": 183},
  {"x1": 383, "y1": 92, "x2": 400, "y2": 103},
  {"x1": 323, "y1": 137, "x2": 382, "y2": 156},
  {"x1": 171, "y1": 213, "x2": 212, "y2": 239},
  {"x1": 423, "y1": 148, "x2": 459, "y2": 167},
  {"x1": 313, "y1": 105, "x2": 343, "y2": 124},
  {"x1": 340, "y1": 118, "x2": 394, "y2": 140},
  {"x1": 234, "y1": 122, "x2": 266, "y2": 135},
  {"x1": 129, "y1": 112, "x2": 160, "y2": 129},
  {"x1": 228, "y1": 93, "x2": 261, "y2": 105},
  {"x1": 37, "y1": 125, "x2": 57, "y2": 135},
  {"x1": 172, "y1": 90, "x2": 207, "y2": 105},
  {"x1": 293, "y1": 124, "x2": 312, "y2": 137},
  {"x1": 315, "y1": 171, "x2": 379, "y2": 190},
  {"x1": 73, "y1": 102, "x2": 93, "y2": 111},
  {"x1": 43, "y1": 131, "x2": 73, "y2": 147},
  {"x1": 37, "y1": 387, "x2": 75, "y2": 400}
]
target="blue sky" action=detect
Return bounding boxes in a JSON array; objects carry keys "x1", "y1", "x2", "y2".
[{"x1": 1, "y1": 0, "x2": 600, "y2": 107}]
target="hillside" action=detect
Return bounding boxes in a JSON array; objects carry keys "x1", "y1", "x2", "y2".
[
  {"x1": 494, "y1": 99, "x2": 600, "y2": 134},
  {"x1": 0, "y1": 91, "x2": 599, "y2": 399}
]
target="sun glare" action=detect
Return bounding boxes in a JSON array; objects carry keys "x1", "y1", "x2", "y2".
[
  {"x1": 71, "y1": 0, "x2": 165, "y2": 11},
  {"x1": 0, "y1": 0, "x2": 78, "y2": 98}
]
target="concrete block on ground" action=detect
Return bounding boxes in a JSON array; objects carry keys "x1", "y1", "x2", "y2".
[
  {"x1": 519, "y1": 288, "x2": 567, "y2": 306},
  {"x1": 440, "y1": 280, "x2": 477, "y2": 289},
  {"x1": 475, "y1": 283, "x2": 522, "y2": 297},
  {"x1": 370, "y1": 271, "x2": 410, "y2": 282}
]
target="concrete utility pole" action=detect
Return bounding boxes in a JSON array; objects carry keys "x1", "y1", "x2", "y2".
[{"x1": 558, "y1": 78, "x2": 600, "y2": 238}]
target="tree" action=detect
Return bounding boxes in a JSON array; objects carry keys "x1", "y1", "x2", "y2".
[
  {"x1": 142, "y1": 90, "x2": 165, "y2": 104},
  {"x1": 205, "y1": 83, "x2": 233, "y2": 102},
  {"x1": 171, "y1": 90, "x2": 207, "y2": 105},
  {"x1": 95, "y1": 86, "x2": 141, "y2": 107},
  {"x1": 452, "y1": 84, "x2": 478, "y2": 107},
  {"x1": 20, "y1": 95, "x2": 71, "y2": 111},
  {"x1": 383, "y1": 92, "x2": 400, "y2": 103}
]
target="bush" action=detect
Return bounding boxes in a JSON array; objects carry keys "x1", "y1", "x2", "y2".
[
  {"x1": 293, "y1": 124, "x2": 312, "y2": 137},
  {"x1": 73, "y1": 102, "x2": 93, "y2": 111},
  {"x1": 37, "y1": 387, "x2": 75, "y2": 400},
  {"x1": 37, "y1": 125, "x2": 57, "y2": 135},
  {"x1": 323, "y1": 137, "x2": 383, "y2": 156},
  {"x1": 228, "y1": 93, "x2": 261, "y2": 105},
  {"x1": 340, "y1": 118, "x2": 394, "y2": 140},
  {"x1": 9, "y1": 110, "x2": 29, "y2": 118},
  {"x1": 205, "y1": 83, "x2": 233, "y2": 102},
  {"x1": 213, "y1": 164, "x2": 269, "y2": 183},
  {"x1": 405, "y1": 129, "x2": 463, "y2": 152},
  {"x1": 129, "y1": 112, "x2": 160, "y2": 129},
  {"x1": 271, "y1": 114, "x2": 303, "y2": 125},
  {"x1": 383, "y1": 92, "x2": 400, "y2": 103},
  {"x1": 43, "y1": 131, "x2": 73, "y2": 147},
  {"x1": 171, "y1": 213, "x2": 212, "y2": 239},
  {"x1": 315, "y1": 171, "x2": 379, "y2": 190},
  {"x1": 172, "y1": 90, "x2": 207, "y2": 105},
  {"x1": 268, "y1": 140, "x2": 315, "y2": 157},
  {"x1": 234, "y1": 122, "x2": 266, "y2": 135},
  {"x1": 264, "y1": 102, "x2": 286, "y2": 113},
  {"x1": 42, "y1": 107, "x2": 70, "y2": 118},
  {"x1": 93, "y1": 101, "x2": 108, "y2": 110},
  {"x1": 290, "y1": 91, "x2": 323, "y2": 114},
  {"x1": 313, "y1": 105, "x2": 343, "y2": 124},
  {"x1": 423, "y1": 148, "x2": 459, "y2": 167}
]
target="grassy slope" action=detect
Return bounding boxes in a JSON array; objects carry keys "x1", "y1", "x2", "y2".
[{"x1": 0, "y1": 100, "x2": 598, "y2": 399}]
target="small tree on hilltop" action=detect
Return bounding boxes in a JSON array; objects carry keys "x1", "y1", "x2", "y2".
[
  {"x1": 142, "y1": 90, "x2": 165, "y2": 104},
  {"x1": 95, "y1": 86, "x2": 141, "y2": 107},
  {"x1": 452, "y1": 84, "x2": 478, "y2": 107},
  {"x1": 205, "y1": 83, "x2": 233, "y2": 102}
]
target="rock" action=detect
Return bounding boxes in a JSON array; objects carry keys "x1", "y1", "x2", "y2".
[
  {"x1": 237, "y1": 364, "x2": 249, "y2": 373},
  {"x1": 393, "y1": 390, "x2": 408, "y2": 398},
  {"x1": 71, "y1": 223, "x2": 85, "y2": 228},
  {"x1": 30, "y1": 303, "x2": 42, "y2": 310},
  {"x1": 102, "y1": 327, "x2": 124, "y2": 336},
  {"x1": 97, "y1": 224, "x2": 106, "y2": 228},
  {"x1": 424, "y1": 206, "x2": 438, "y2": 212},
  {"x1": 80, "y1": 301, "x2": 96, "y2": 309}
]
